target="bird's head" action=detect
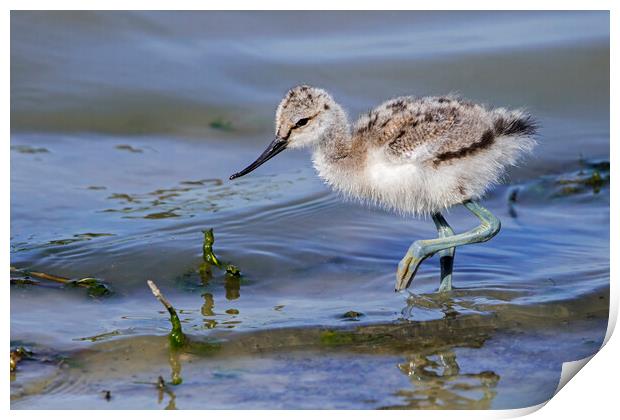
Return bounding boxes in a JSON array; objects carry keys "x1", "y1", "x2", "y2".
[{"x1": 230, "y1": 85, "x2": 342, "y2": 180}]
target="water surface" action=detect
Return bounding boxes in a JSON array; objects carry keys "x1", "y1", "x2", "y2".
[{"x1": 10, "y1": 11, "x2": 609, "y2": 409}]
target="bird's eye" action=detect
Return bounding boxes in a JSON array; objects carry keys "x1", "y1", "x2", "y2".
[{"x1": 294, "y1": 118, "x2": 310, "y2": 128}]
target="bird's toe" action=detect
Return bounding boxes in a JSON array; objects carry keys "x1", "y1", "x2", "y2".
[{"x1": 395, "y1": 248, "x2": 429, "y2": 292}]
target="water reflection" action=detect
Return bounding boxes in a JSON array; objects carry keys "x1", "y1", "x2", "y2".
[
  {"x1": 168, "y1": 350, "x2": 183, "y2": 386},
  {"x1": 198, "y1": 263, "x2": 212, "y2": 285},
  {"x1": 201, "y1": 292, "x2": 218, "y2": 329},
  {"x1": 199, "y1": 275, "x2": 241, "y2": 330},
  {"x1": 403, "y1": 293, "x2": 462, "y2": 320},
  {"x1": 387, "y1": 350, "x2": 499, "y2": 409},
  {"x1": 201, "y1": 292, "x2": 215, "y2": 316},
  {"x1": 224, "y1": 273, "x2": 240, "y2": 300},
  {"x1": 156, "y1": 375, "x2": 177, "y2": 410},
  {"x1": 158, "y1": 385, "x2": 177, "y2": 410},
  {"x1": 196, "y1": 262, "x2": 241, "y2": 301}
]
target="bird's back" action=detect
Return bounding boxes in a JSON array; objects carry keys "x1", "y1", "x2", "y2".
[{"x1": 343, "y1": 95, "x2": 537, "y2": 214}]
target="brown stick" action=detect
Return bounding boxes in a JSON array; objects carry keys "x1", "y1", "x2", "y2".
[{"x1": 10, "y1": 267, "x2": 70, "y2": 284}]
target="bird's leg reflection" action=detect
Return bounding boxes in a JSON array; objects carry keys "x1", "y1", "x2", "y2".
[
  {"x1": 402, "y1": 293, "x2": 460, "y2": 320},
  {"x1": 394, "y1": 349, "x2": 499, "y2": 409}
]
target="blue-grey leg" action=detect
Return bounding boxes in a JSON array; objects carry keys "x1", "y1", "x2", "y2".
[
  {"x1": 432, "y1": 213, "x2": 455, "y2": 293},
  {"x1": 395, "y1": 200, "x2": 501, "y2": 292}
]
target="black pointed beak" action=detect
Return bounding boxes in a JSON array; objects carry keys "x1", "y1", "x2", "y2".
[{"x1": 229, "y1": 137, "x2": 288, "y2": 180}]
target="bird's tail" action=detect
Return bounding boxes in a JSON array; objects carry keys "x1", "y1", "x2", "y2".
[{"x1": 492, "y1": 109, "x2": 539, "y2": 139}]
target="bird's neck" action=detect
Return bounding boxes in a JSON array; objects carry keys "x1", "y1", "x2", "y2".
[
  {"x1": 312, "y1": 104, "x2": 366, "y2": 187},
  {"x1": 313, "y1": 104, "x2": 354, "y2": 163}
]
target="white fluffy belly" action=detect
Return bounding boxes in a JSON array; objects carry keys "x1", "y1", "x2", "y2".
[
  {"x1": 314, "y1": 151, "x2": 449, "y2": 215},
  {"x1": 313, "y1": 135, "x2": 531, "y2": 215}
]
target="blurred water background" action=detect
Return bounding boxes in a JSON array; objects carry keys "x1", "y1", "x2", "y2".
[{"x1": 10, "y1": 11, "x2": 609, "y2": 409}]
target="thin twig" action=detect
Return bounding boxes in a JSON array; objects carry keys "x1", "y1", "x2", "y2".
[
  {"x1": 147, "y1": 280, "x2": 174, "y2": 312},
  {"x1": 11, "y1": 267, "x2": 70, "y2": 284},
  {"x1": 147, "y1": 280, "x2": 186, "y2": 348}
]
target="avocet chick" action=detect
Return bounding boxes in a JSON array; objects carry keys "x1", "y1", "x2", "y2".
[{"x1": 230, "y1": 85, "x2": 537, "y2": 292}]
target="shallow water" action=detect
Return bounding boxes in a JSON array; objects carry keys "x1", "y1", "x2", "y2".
[{"x1": 10, "y1": 11, "x2": 609, "y2": 409}]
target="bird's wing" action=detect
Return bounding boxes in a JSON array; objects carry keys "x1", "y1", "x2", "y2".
[{"x1": 353, "y1": 96, "x2": 492, "y2": 164}]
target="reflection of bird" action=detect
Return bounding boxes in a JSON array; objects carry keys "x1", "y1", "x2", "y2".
[
  {"x1": 230, "y1": 86, "x2": 537, "y2": 292},
  {"x1": 395, "y1": 350, "x2": 500, "y2": 409}
]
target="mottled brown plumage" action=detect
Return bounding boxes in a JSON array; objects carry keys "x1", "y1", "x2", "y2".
[{"x1": 351, "y1": 95, "x2": 515, "y2": 167}]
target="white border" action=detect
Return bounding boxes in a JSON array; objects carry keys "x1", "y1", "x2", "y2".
[{"x1": 4, "y1": 2, "x2": 616, "y2": 419}]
